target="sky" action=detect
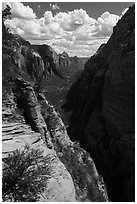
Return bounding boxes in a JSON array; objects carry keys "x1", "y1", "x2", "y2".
[{"x1": 2, "y1": 1, "x2": 134, "y2": 57}]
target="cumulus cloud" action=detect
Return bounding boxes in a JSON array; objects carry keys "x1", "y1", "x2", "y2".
[
  {"x1": 44, "y1": 11, "x2": 54, "y2": 24},
  {"x1": 4, "y1": 2, "x2": 125, "y2": 57},
  {"x1": 5, "y1": 18, "x2": 51, "y2": 40},
  {"x1": 54, "y1": 9, "x2": 96, "y2": 31},
  {"x1": 50, "y1": 3, "x2": 60, "y2": 10},
  {"x1": 2, "y1": 2, "x2": 36, "y2": 20},
  {"x1": 74, "y1": 24, "x2": 97, "y2": 41},
  {"x1": 94, "y1": 11, "x2": 119, "y2": 37}
]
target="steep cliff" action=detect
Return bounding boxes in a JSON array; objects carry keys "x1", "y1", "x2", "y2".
[
  {"x1": 2, "y1": 23, "x2": 108, "y2": 201},
  {"x1": 2, "y1": 34, "x2": 47, "y2": 96},
  {"x1": 63, "y1": 5, "x2": 135, "y2": 201},
  {"x1": 31, "y1": 44, "x2": 64, "y2": 78},
  {"x1": 31, "y1": 44, "x2": 81, "y2": 76}
]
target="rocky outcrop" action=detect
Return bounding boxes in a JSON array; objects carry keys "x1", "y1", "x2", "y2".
[
  {"x1": 63, "y1": 5, "x2": 135, "y2": 202},
  {"x1": 12, "y1": 78, "x2": 108, "y2": 201},
  {"x1": 2, "y1": 121, "x2": 76, "y2": 202},
  {"x1": 58, "y1": 51, "x2": 71, "y2": 67}
]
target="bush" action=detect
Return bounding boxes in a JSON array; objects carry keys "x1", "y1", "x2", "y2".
[{"x1": 2, "y1": 145, "x2": 51, "y2": 202}]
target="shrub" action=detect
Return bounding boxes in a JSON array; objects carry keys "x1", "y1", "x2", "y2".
[{"x1": 2, "y1": 145, "x2": 51, "y2": 202}]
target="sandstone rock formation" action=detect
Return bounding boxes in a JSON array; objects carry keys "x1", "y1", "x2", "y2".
[
  {"x1": 31, "y1": 44, "x2": 81, "y2": 79},
  {"x1": 63, "y1": 5, "x2": 135, "y2": 202},
  {"x1": 2, "y1": 120, "x2": 76, "y2": 202},
  {"x1": 12, "y1": 78, "x2": 108, "y2": 201},
  {"x1": 2, "y1": 21, "x2": 108, "y2": 201}
]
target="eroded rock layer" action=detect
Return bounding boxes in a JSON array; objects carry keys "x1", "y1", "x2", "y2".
[
  {"x1": 2, "y1": 120, "x2": 76, "y2": 202},
  {"x1": 63, "y1": 5, "x2": 135, "y2": 201}
]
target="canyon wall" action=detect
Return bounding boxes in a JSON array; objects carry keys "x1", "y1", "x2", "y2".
[
  {"x1": 63, "y1": 5, "x2": 135, "y2": 201},
  {"x1": 32, "y1": 44, "x2": 81, "y2": 74}
]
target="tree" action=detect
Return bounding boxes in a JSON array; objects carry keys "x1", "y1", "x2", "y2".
[
  {"x1": 2, "y1": 5, "x2": 12, "y2": 38},
  {"x1": 2, "y1": 5, "x2": 11, "y2": 21}
]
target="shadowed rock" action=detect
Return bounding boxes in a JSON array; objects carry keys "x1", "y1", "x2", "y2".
[{"x1": 63, "y1": 5, "x2": 135, "y2": 202}]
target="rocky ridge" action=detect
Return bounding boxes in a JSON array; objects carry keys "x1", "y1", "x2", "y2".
[
  {"x1": 2, "y1": 24, "x2": 108, "y2": 201},
  {"x1": 63, "y1": 5, "x2": 135, "y2": 201}
]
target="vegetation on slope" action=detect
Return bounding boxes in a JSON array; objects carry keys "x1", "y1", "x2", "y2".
[{"x1": 3, "y1": 145, "x2": 52, "y2": 202}]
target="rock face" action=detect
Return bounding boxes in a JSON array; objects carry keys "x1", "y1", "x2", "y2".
[
  {"x1": 59, "y1": 51, "x2": 71, "y2": 67},
  {"x1": 2, "y1": 79, "x2": 76, "y2": 202},
  {"x1": 31, "y1": 44, "x2": 63, "y2": 78},
  {"x1": 63, "y1": 5, "x2": 135, "y2": 202},
  {"x1": 31, "y1": 45, "x2": 79, "y2": 75},
  {"x1": 2, "y1": 121, "x2": 76, "y2": 202},
  {"x1": 12, "y1": 78, "x2": 108, "y2": 201},
  {"x1": 32, "y1": 44, "x2": 83, "y2": 71},
  {"x1": 2, "y1": 36, "x2": 46, "y2": 97},
  {"x1": 2, "y1": 25, "x2": 108, "y2": 201}
]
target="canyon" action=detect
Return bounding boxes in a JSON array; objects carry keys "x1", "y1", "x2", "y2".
[
  {"x1": 2, "y1": 12, "x2": 107, "y2": 201},
  {"x1": 2, "y1": 4, "x2": 135, "y2": 202}
]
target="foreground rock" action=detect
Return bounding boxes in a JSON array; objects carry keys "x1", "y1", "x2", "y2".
[
  {"x1": 63, "y1": 5, "x2": 135, "y2": 201},
  {"x1": 2, "y1": 120, "x2": 75, "y2": 202}
]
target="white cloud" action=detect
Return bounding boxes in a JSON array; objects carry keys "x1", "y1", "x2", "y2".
[
  {"x1": 94, "y1": 11, "x2": 119, "y2": 37},
  {"x1": 2, "y1": 2, "x2": 36, "y2": 20},
  {"x1": 48, "y1": 22, "x2": 63, "y2": 35},
  {"x1": 50, "y1": 3, "x2": 60, "y2": 10},
  {"x1": 74, "y1": 24, "x2": 97, "y2": 41},
  {"x1": 4, "y1": 4, "x2": 124, "y2": 57},
  {"x1": 120, "y1": 8, "x2": 129, "y2": 18},
  {"x1": 5, "y1": 18, "x2": 51, "y2": 40},
  {"x1": 54, "y1": 9, "x2": 96, "y2": 31},
  {"x1": 44, "y1": 11, "x2": 54, "y2": 24}
]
